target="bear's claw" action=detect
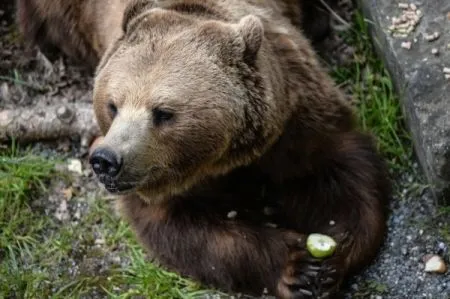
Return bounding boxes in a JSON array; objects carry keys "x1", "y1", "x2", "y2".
[{"x1": 277, "y1": 232, "x2": 343, "y2": 299}]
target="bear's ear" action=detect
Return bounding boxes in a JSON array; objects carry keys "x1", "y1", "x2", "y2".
[
  {"x1": 235, "y1": 15, "x2": 264, "y2": 63},
  {"x1": 122, "y1": 0, "x2": 156, "y2": 34}
]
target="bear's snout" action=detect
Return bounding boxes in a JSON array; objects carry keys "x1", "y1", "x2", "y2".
[{"x1": 89, "y1": 146, "x2": 122, "y2": 178}]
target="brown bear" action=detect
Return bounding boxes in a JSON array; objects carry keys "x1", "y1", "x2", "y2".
[{"x1": 17, "y1": 0, "x2": 391, "y2": 298}]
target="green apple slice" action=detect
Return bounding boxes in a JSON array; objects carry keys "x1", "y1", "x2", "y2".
[{"x1": 306, "y1": 233, "x2": 337, "y2": 258}]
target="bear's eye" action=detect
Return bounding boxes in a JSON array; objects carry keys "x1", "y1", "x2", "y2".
[
  {"x1": 152, "y1": 107, "x2": 174, "y2": 126},
  {"x1": 108, "y1": 102, "x2": 118, "y2": 119}
]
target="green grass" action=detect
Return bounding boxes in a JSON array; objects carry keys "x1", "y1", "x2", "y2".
[
  {"x1": 0, "y1": 143, "x2": 216, "y2": 298},
  {"x1": 329, "y1": 12, "x2": 412, "y2": 170},
  {"x1": 0, "y1": 9, "x2": 413, "y2": 299}
]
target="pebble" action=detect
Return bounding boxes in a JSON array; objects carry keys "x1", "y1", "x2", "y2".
[
  {"x1": 67, "y1": 158, "x2": 83, "y2": 175},
  {"x1": 62, "y1": 187, "x2": 73, "y2": 200},
  {"x1": 431, "y1": 48, "x2": 439, "y2": 55},
  {"x1": 424, "y1": 32, "x2": 440, "y2": 42},
  {"x1": 401, "y1": 247, "x2": 408, "y2": 256},
  {"x1": 111, "y1": 256, "x2": 121, "y2": 264},
  {"x1": 0, "y1": 82, "x2": 10, "y2": 102},
  {"x1": 227, "y1": 210, "x2": 237, "y2": 219},
  {"x1": 95, "y1": 238, "x2": 106, "y2": 245},
  {"x1": 54, "y1": 200, "x2": 70, "y2": 221},
  {"x1": 56, "y1": 105, "x2": 73, "y2": 120},
  {"x1": 423, "y1": 255, "x2": 447, "y2": 274},
  {"x1": 401, "y1": 41, "x2": 412, "y2": 49},
  {"x1": 264, "y1": 222, "x2": 278, "y2": 228}
]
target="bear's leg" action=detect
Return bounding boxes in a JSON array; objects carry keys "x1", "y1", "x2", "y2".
[
  {"x1": 118, "y1": 193, "x2": 317, "y2": 297},
  {"x1": 277, "y1": 132, "x2": 391, "y2": 298}
]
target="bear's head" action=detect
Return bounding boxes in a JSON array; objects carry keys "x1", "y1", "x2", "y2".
[{"x1": 89, "y1": 3, "x2": 283, "y2": 200}]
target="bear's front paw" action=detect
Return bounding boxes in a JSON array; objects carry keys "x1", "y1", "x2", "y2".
[{"x1": 277, "y1": 232, "x2": 344, "y2": 299}]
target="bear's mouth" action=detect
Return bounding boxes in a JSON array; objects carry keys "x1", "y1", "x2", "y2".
[
  {"x1": 96, "y1": 166, "x2": 165, "y2": 194},
  {"x1": 97, "y1": 174, "x2": 138, "y2": 194}
]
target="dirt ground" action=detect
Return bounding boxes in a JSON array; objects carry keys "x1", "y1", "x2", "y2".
[{"x1": 1, "y1": 1, "x2": 449, "y2": 298}]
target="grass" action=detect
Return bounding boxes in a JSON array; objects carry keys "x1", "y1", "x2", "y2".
[
  {"x1": 0, "y1": 9, "x2": 413, "y2": 299},
  {"x1": 329, "y1": 12, "x2": 412, "y2": 170},
  {"x1": 0, "y1": 142, "x2": 215, "y2": 298}
]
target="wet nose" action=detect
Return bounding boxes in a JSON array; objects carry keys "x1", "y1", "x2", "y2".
[{"x1": 89, "y1": 147, "x2": 122, "y2": 177}]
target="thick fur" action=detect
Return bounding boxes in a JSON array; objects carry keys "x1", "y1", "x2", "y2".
[
  {"x1": 16, "y1": 0, "x2": 391, "y2": 298},
  {"x1": 15, "y1": 0, "x2": 336, "y2": 68}
]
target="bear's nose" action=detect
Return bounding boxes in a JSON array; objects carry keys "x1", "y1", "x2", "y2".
[{"x1": 89, "y1": 147, "x2": 122, "y2": 177}]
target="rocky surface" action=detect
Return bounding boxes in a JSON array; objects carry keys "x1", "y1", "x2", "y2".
[{"x1": 358, "y1": 0, "x2": 450, "y2": 205}]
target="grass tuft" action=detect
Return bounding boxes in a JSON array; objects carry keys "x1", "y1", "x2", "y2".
[{"x1": 330, "y1": 12, "x2": 412, "y2": 171}]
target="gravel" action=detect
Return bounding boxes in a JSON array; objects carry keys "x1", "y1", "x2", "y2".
[{"x1": 344, "y1": 164, "x2": 450, "y2": 298}]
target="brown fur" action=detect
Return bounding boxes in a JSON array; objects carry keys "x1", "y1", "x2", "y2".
[
  {"x1": 17, "y1": 0, "x2": 391, "y2": 298},
  {"x1": 15, "y1": 0, "x2": 336, "y2": 69}
]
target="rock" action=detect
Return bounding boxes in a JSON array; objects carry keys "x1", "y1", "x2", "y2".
[
  {"x1": 67, "y1": 158, "x2": 83, "y2": 175},
  {"x1": 358, "y1": 0, "x2": 450, "y2": 205},
  {"x1": 423, "y1": 254, "x2": 447, "y2": 274},
  {"x1": 227, "y1": 210, "x2": 237, "y2": 219}
]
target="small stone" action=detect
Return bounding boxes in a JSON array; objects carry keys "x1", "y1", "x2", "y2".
[
  {"x1": 401, "y1": 247, "x2": 408, "y2": 255},
  {"x1": 329, "y1": 220, "x2": 336, "y2": 226},
  {"x1": 394, "y1": 33, "x2": 409, "y2": 39},
  {"x1": 111, "y1": 256, "x2": 121, "y2": 264},
  {"x1": 56, "y1": 105, "x2": 74, "y2": 122},
  {"x1": 62, "y1": 187, "x2": 73, "y2": 200},
  {"x1": 410, "y1": 3, "x2": 417, "y2": 10},
  {"x1": 74, "y1": 209, "x2": 81, "y2": 219},
  {"x1": 398, "y1": 3, "x2": 409, "y2": 9},
  {"x1": 227, "y1": 210, "x2": 238, "y2": 219},
  {"x1": 431, "y1": 48, "x2": 439, "y2": 55},
  {"x1": 95, "y1": 238, "x2": 106, "y2": 245},
  {"x1": 265, "y1": 222, "x2": 278, "y2": 228},
  {"x1": 67, "y1": 159, "x2": 83, "y2": 175},
  {"x1": 424, "y1": 32, "x2": 440, "y2": 42},
  {"x1": 0, "y1": 83, "x2": 10, "y2": 103},
  {"x1": 401, "y1": 41, "x2": 412, "y2": 49},
  {"x1": 445, "y1": 74, "x2": 450, "y2": 80},
  {"x1": 423, "y1": 255, "x2": 447, "y2": 274},
  {"x1": 55, "y1": 200, "x2": 69, "y2": 221},
  {"x1": 443, "y1": 67, "x2": 450, "y2": 74}
]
